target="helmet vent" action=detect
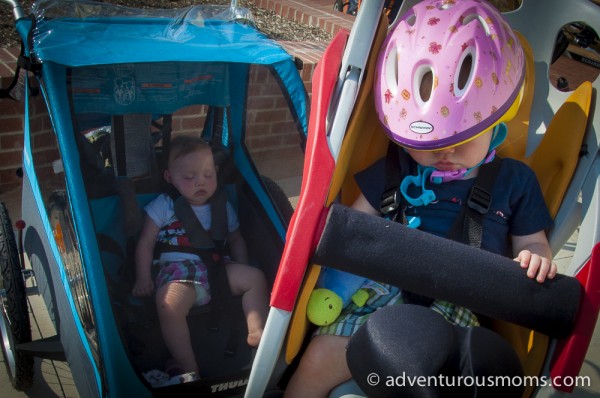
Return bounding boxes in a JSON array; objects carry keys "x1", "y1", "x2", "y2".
[
  {"x1": 462, "y1": 14, "x2": 491, "y2": 36},
  {"x1": 385, "y1": 46, "x2": 399, "y2": 95},
  {"x1": 406, "y1": 12, "x2": 416, "y2": 27},
  {"x1": 438, "y1": 2, "x2": 455, "y2": 10},
  {"x1": 455, "y1": 49, "x2": 474, "y2": 96},
  {"x1": 417, "y1": 67, "x2": 434, "y2": 104}
]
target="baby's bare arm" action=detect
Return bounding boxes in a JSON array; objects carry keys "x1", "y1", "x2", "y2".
[
  {"x1": 512, "y1": 231, "x2": 557, "y2": 283},
  {"x1": 352, "y1": 193, "x2": 380, "y2": 215},
  {"x1": 133, "y1": 215, "x2": 160, "y2": 296}
]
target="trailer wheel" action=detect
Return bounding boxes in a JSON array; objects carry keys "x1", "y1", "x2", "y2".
[{"x1": 0, "y1": 202, "x2": 34, "y2": 390}]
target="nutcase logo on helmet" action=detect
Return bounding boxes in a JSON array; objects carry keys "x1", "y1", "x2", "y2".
[{"x1": 409, "y1": 121, "x2": 434, "y2": 134}]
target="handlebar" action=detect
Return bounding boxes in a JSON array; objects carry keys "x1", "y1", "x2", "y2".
[{"x1": 1, "y1": 0, "x2": 25, "y2": 21}]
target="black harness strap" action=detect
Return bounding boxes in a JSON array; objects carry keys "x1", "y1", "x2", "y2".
[
  {"x1": 160, "y1": 187, "x2": 239, "y2": 356},
  {"x1": 380, "y1": 144, "x2": 433, "y2": 306},
  {"x1": 163, "y1": 186, "x2": 227, "y2": 268},
  {"x1": 380, "y1": 144, "x2": 413, "y2": 223},
  {"x1": 446, "y1": 158, "x2": 503, "y2": 248},
  {"x1": 161, "y1": 186, "x2": 229, "y2": 253},
  {"x1": 380, "y1": 143, "x2": 504, "y2": 307},
  {"x1": 112, "y1": 116, "x2": 127, "y2": 177}
]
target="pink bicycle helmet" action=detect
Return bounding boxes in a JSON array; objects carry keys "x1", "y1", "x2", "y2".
[{"x1": 375, "y1": 0, "x2": 525, "y2": 151}]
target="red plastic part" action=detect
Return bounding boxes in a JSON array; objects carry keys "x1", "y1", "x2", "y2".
[
  {"x1": 550, "y1": 242, "x2": 600, "y2": 392},
  {"x1": 270, "y1": 30, "x2": 349, "y2": 312}
]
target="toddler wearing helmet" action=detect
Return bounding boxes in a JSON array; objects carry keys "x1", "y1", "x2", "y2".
[{"x1": 284, "y1": 1, "x2": 557, "y2": 397}]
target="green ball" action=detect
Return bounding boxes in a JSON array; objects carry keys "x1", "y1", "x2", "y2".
[{"x1": 306, "y1": 288, "x2": 343, "y2": 326}]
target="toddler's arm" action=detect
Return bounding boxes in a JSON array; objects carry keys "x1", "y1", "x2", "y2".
[
  {"x1": 512, "y1": 231, "x2": 557, "y2": 283},
  {"x1": 352, "y1": 193, "x2": 381, "y2": 215},
  {"x1": 132, "y1": 215, "x2": 160, "y2": 296}
]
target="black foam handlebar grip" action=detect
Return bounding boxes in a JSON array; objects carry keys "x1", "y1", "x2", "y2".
[{"x1": 312, "y1": 204, "x2": 581, "y2": 338}]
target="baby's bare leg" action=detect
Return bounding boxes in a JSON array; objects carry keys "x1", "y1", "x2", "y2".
[
  {"x1": 226, "y1": 263, "x2": 269, "y2": 347},
  {"x1": 155, "y1": 282, "x2": 198, "y2": 373},
  {"x1": 284, "y1": 334, "x2": 351, "y2": 398}
]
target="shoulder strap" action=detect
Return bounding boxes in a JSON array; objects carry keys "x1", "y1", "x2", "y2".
[
  {"x1": 447, "y1": 157, "x2": 504, "y2": 248},
  {"x1": 380, "y1": 144, "x2": 434, "y2": 306},
  {"x1": 167, "y1": 187, "x2": 229, "y2": 251},
  {"x1": 380, "y1": 143, "x2": 413, "y2": 220},
  {"x1": 170, "y1": 191, "x2": 214, "y2": 250},
  {"x1": 152, "y1": 188, "x2": 229, "y2": 273}
]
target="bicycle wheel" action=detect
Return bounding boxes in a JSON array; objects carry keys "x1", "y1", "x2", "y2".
[{"x1": 0, "y1": 201, "x2": 34, "y2": 390}]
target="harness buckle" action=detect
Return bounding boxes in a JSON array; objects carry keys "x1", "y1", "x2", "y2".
[
  {"x1": 380, "y1": 187, "x2": 401, "y2": 215},
  {"x1": 467, "y1": 186, "x2": 492, "y2": 215}
]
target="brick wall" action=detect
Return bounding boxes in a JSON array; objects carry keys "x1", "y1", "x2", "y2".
[
  {"x1": 246, "y1": 64, "x2": 302, "y2": 153},
  {"x1": 250, "y1": 0, "x2": 354, "y2": 37},
  {"x1": 0, "y1": 43, "x2": 328, "y2": 191},
  {"x1": 0, "y1": 47, "x2": 24, "y2": 190},
  {"x1": 0, "y1": 0, "x2": 349, "y2": 193}
]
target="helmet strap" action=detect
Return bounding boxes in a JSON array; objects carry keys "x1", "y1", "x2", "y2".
[{"x1": 399, "y1": 123, "x2": 507, "y2": 208}]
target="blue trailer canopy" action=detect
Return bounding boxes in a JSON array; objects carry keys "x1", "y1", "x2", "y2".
[
  {"x1": 16, "y1": 0, "x2": 308, "y2": 130},
  {"x1": 25, "y1": 0, "x2": 291, "y2": 67}
]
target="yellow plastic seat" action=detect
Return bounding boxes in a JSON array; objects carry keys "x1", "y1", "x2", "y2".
[
  {"x1": 500, "y1": 34, "x2": 593, "y2": 219},
  {"x1": 495, "y1": 32, "x2": 592, "y2": 397}
]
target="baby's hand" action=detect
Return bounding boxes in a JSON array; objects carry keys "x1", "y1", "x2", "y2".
[
  {"x1": 514, "y1": 250, "x2": 557, "y2": 283},
  {"x1": 132, "y1": 278, "x2": 154, "y2": 297}
]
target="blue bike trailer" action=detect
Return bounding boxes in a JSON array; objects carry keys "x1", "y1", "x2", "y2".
[{"x1": 6, "y1": 0, "x2": 309, "y2": 396}]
